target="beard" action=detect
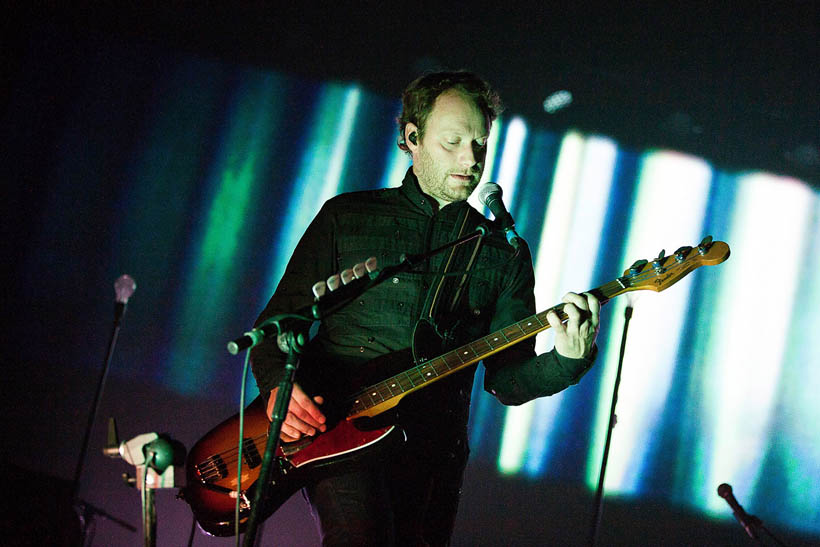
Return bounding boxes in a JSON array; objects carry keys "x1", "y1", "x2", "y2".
[{"x1": 414, "y1": 145, "x2": 481, "y2": 206}]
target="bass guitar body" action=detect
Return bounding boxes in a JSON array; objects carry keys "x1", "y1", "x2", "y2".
[{"x1": 180, "y1": 350, "x2": 413, "y2": 537}]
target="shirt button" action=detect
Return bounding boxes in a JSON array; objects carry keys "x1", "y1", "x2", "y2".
[
  {"x1": 359, "y1": 346, "x2": 365, "y2": 353},
  {"x1": 367, "y1": 336, "x2": 375, "y2": 343},
  {"x1": 392, "y1": 277, "x2": 400, "y2": 284},
  {"x1": 359, "y1": 300, "x2": 365, "y2": 306},
  {"x1": 473, "y1": 308, "x2": 481, "y2": 316}
]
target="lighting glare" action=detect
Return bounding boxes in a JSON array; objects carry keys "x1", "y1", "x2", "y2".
[{"x1": 543, "y1": 90, "x2": 573, "y2": 114}]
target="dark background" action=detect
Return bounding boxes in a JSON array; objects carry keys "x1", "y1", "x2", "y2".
[
  {"x1": 2, "y1": 4, "x2": 818, "y2": 546},
  {"x1": 5, "y1": 4, "x2": 817, "y2": 186}
]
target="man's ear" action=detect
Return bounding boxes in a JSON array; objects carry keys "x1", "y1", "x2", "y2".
[{"x1": 405, "y1": 123, "x2": 419, "y2": 150}]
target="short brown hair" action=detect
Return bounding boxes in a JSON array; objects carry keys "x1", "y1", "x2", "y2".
[{"x1": 397, "y1": 71, "x2": 503, "y2": 152}]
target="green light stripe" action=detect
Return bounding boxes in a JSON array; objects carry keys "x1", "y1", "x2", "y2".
[{"x1": 165, "y1": 72, "x2": 287, "y2": 392}]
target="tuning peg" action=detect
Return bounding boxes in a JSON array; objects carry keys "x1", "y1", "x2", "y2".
[
  {"x1": 651, "y1": 249, "x2": 667, "y2": 273},
  {"x1": 698, "y1": 236, "x2": 713, "y2": 255},
  {"x1": 629, "y1": 259, "x2": 648, "y2": 275},
  {"x1": 673, "y1": 246, "x2": 692, "y2": 262}
]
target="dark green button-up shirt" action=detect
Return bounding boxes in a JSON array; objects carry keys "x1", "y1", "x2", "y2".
[{"x1": 251, "y1": 169, "x2": 595, "y2": 445}]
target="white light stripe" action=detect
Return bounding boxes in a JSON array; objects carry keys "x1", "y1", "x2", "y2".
[
  {"x1": 469, "y1": 117, "x2": 504, "y2": 211},
  {"x1": 498, "y1": 132, "x2": 584, "y2": 474},
  {"x1": 525, "y1": 135, "x2": 618, "y2": 474},
  {"x1": 587, "y1": 151, "x2": 712, "y2": 492},
  {"x1": 317, "y1": 87, "x2": 362, "y2": 205},
  {"x1": 701, "y1": 174, "x2": 813, "y2": 513},
  {"x1": 495, "y1": 117, "x2": 527, "y2": 206}
]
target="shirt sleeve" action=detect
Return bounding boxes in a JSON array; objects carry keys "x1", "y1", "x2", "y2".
[
  {"x1": 482, "y1": 242, "x2": 597, "y2": 406},
  {"x1": 250, "y1": 203, "x2": 336, "y2": 396}
]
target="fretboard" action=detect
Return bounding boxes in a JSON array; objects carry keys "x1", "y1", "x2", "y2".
[{"x1": 345, "y1": 280, "x2": 622, "y2": 419}]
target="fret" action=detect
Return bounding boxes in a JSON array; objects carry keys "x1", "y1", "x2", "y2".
[
  {"x1": 418, "y1": 362, "x2": 439, "y2": 381},
  {"x1": 383, "y1": 379, "x2": 402, "y2": 396},
  {"x1": 470, "y1": 337, "x2": 493, "y2": 355},
  {"x1": 519, "y1": 317, "x2": 540, "y2": 334},
  {"x1": 484, "y1": 333, "x2": 505, "y2": 350},
  {"x1": 501, "y1": 324, "x2": 524, "y2": 341},
  {"x1": 367, "y1": 387, "x2": 385, "y2": 403},
  {"x1": 351, "y1": 391, "x2": 375, "y2": 412},
  {"x1": 406, "y1": 367, "x2": 425, "y2": 386},
  {"x1": 458, "y1": 344, "x2": 478, "y2": 361},
  {"x1": 375, "y1": 383, "x2": 392, "y2": 401},
  {"x1": 442, "y1": 352, "x2": 462, "y2": 368},
  {"x1": 396, "y1": 372, "x2": 415, "y2": 392},
  {"x1": 432, "y1": 357, "x2": 450, "y2": 374},
  {"x1": 349, "y1": 399, "x2": 365, "y2": 414}
]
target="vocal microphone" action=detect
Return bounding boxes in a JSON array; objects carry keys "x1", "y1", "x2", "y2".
[
  {"x1": 114, "y1": 274, "x2": 136, "y2": 325},
  {"x1": 717, "y1": 483, "x2": 760, "y2": 539},
  {"x1": 476, "y1": 182, "x2": 523, "y2": 250}
]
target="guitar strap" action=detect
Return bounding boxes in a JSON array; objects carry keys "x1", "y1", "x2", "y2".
[{"x1": 419, "y1": 204, "x2": 483, "y2": 346}]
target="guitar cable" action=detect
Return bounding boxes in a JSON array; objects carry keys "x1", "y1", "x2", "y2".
[{"x1": 235, "y1": 348, "x2": 253, "y2": 544}]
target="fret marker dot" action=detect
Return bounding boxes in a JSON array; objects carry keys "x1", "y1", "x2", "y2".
[
  {"x1": 372, "y1": 392, "x2": 377, "y2": 396},
  {"x1": 527, "y1": 322, "x2": 532, "y2": 326},
  {"x1": 493, "y1": 337, "x2": 498, "y2": 341},
  {"x1": 426, "y1": 373, "x2": 431, "y2": 376},
  {"x1": 391, "y1": 383, "x2": 396, "y2": 387}
]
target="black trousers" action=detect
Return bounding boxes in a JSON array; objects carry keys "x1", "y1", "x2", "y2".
[{"x1": 303, "y1": 438, "x2": 469, "y2": 546}]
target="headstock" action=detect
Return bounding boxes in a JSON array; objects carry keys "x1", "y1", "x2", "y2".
[{"x1": 618, "y1": 236, "x2": 730, "y2": 293}]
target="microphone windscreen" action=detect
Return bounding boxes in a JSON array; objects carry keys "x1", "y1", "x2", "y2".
[
  {"x1": 114, "y1": 274, "x2": 137, "y2": 304},
  {"x1": 476, "y1": 182, "x2": 502, "y2": 207}
]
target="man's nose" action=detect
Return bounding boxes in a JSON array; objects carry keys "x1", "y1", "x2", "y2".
[{"x1": 459, "y1": 144, "x2": 477, "y2": 168}]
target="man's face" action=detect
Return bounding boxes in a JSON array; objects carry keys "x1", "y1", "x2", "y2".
[{"x1": 408, "y1": 90, "x2": 489, "y2": 208}]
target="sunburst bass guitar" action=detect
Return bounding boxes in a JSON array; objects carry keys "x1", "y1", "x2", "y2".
[{"x1": 179, "y1": 238, "x2": 730, "y2": 536}]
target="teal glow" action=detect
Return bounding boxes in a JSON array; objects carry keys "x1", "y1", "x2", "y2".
[
  {"x1": 166, "y1": 72, "x2": 286, "y2": 393},
  {"x1": 770, "y1": 192, "x2": 820, "y2": 529},
  {"x1": 266, "y1": 84, "x2": 362, "y2": 296},
  {"x1": 379, "y1": 136, "x2": 412, "y2": 189},
  {"x1": 586, "y1": 151, "x2": 712, "y2": 491}
]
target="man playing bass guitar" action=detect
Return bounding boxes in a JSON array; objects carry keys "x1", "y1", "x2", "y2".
[{"x1": 250, "y1": 71, "x2": 601, "y2": 546}]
